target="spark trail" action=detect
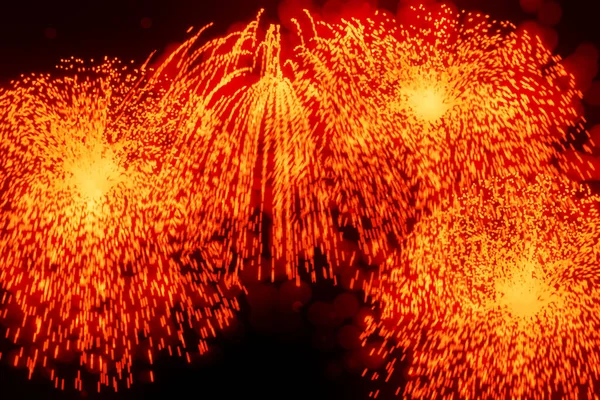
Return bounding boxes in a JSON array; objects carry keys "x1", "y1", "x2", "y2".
[{"x1": 161, "y1": 14, "x2": 333, "y2": 283}]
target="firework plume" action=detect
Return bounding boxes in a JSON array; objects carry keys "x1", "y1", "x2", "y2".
[
  {"x1": 0, "y1": 58, "x2": 239, "y2": 391},
  {"x1": 291, "y1": 4, "x2": 582, "y2": 265},
  {"x1": 368, "y1": 174, "x2": 600, "y2": 399},
  {"x1": 157, "y1": 14, "x2": 335, "y2": 283}
]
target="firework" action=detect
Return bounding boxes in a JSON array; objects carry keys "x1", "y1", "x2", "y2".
[
  {"x1": 0, "y1": 58, "x2": 238, "y2": 391},
  {"x1": 144, "y1": 3, "x2": 584, "y2": 284},
  {"x1": 158, "y1": 14, "x2": 334, "y2": 283},
  {"x1": 291, "y1": 4, "x2": 582, "y2": 264},
  {"x1": 368, "y1": 174, "x2": 600, "y2": 399}
]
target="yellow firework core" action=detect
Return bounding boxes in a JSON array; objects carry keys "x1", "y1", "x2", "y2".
[
  {"x1": 494, "y1": 262, "x2": 557, "y2": 321},
  {"x1": 406, "y1": 84, "x2": 450, "y2": 122},
  {"x1": 63, "y1": 147, "x2": 123, "y2": 207},
  {"x1": 370, "y1": 175, "x2": 600, "y2": 399}
]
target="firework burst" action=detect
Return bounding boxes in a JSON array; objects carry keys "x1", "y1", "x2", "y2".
[
  {"x1": 291, "y1": 4, "x2": 582, "y2": 263},
  {"x1": 0, "y1": 58, "x2": 239, "y2": 391},
  {"x1": 157, "y1": 14, "x2": 334, "y2": 283},
  {"x1": 368, "y1": 174, "x2": 600, "y2": 399}
]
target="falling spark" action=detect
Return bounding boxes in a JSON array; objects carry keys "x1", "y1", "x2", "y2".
[{"x1": 369, "y1": 174, "x2": 600, "y2": 399}]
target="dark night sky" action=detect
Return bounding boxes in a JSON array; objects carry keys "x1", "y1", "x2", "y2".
[
  {"x1": 0, "y1": 0, "x2": 598, "y2": 83},
  {"x1": 0, "y1": 1, "x2": 599, "y2": 399}
]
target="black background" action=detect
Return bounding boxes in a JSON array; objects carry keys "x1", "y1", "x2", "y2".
[{"x1": 0, "y1": 1, "x2": 598, "y2": 399}]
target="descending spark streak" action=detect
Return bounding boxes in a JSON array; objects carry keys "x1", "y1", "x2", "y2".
[
  {"x1": 292, "y1": 4, "x2": 581, "y2": 264},
  {"x1": 0, "y1": 58, "x2": 238, "y2": 391},
  {"x1": 368, "y1": 175, "x2": 600, "y2": 399}
]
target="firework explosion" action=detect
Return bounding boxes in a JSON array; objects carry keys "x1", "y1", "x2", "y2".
[
  {"x1": 142, "y1": 4, "x2": 584, "y2": 285},
  {"x1": 368, "y1": 175, "x2": 600, "y2": 399},
  {"x1": 172, "y1": 16, "x2": 332, "y2": 283},
  {"x1": 291, "y1": 3, "x2": 582, "y2": 264},
  {"x1": 0, "y1": 58, "x2": 239, "y2": 391},
  {"x1": 0, "y1": 0, "x2": 594, "y2": 394}
]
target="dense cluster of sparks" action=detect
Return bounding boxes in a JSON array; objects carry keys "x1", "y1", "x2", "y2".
[
  {"x1": 0, "y1": 59, "x2": 238, "y2": 391},
  {"x1": 291, "y1": 3, "x2": 581, "y2": 263},
  {"x1": 162, "y1": 3, "x2": 582, "y2": 282},
  {"x1": 162, "y1": 18, "x2": 333, "y2": 283},
  {"x1": 369, "y1": 175, "x2": 600, "y2": 399},
  {"x1": 0, "y1": 0, "x2": 595, "y2": 395}
]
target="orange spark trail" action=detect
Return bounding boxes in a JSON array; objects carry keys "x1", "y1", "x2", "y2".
[
  {"x1": 368, "y1": 174, "x2": 600, "y2": 399},
  {"x1": 0, "y1": 58, "x2": 239, "y2": 391}
]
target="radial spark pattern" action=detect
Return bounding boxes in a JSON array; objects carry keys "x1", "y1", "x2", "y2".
[
  {"x1": 369, "y1": 175, "x2": 600, "y2": 399},
  {"x1": 0, "y1": 59, "x2": 238, "y2": 391},
  {"x1": 292, "y1": 4, "x2": 582, "y2": 261}
]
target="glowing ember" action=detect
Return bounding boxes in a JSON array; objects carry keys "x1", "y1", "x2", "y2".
[
  {"x1": 0, "y1": 58, "x2": 238, "y2": 391},
  {"x1": 368, "y1": 174, "x2": 600, "y2": 399}
]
